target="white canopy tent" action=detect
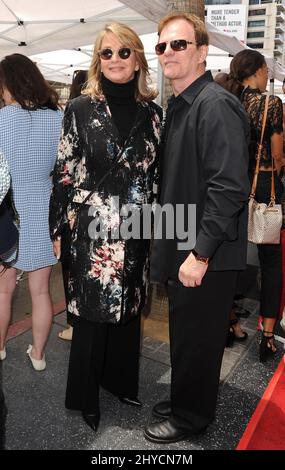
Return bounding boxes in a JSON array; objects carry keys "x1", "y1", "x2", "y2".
[
  {"x1": 0, "y1": 0, "x2": 284, "y2": 83},
  {"x1": 0, "y1": 0, "x2": 157, "y2": 54},
  {"x1": 0, "y1": 0, "x2": 158, "y2": 83}
]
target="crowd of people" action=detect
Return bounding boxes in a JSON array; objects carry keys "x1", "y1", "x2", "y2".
[{"x1": 0, "y1": 11, "x2": 284, "y2": 444}]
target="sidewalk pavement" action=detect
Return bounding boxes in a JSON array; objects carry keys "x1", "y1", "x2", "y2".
[{"x1": 1, "y1": 306, "x2": 283, "y2": 450}]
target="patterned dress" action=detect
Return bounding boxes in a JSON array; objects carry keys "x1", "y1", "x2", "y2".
[
  {"x1": 49, "y1": 95, "x2": 162, "y2": 324},
  {"x1": 0, "y1": 105, "x2": 62, "y2": 270}
]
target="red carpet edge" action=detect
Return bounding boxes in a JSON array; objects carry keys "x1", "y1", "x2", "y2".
[{"x1": 236, "y1": 357, "x2": 285, "y2": 450}]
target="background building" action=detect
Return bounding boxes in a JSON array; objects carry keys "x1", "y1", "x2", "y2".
[{"x1": 205, "y1": 0, "x2": 285, "y2": 67}]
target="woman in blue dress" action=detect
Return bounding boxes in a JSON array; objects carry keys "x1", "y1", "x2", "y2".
[{"x1": 0, "y1": 54, "x2": 62, "y2": 369}]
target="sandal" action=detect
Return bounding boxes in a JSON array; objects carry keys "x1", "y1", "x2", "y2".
[
  {"x1": 58, "y1": 326, "x2": 73, "y2": 341},
  {"x1": 259, "y1": 330, "x2": 276, "y2": 363}
]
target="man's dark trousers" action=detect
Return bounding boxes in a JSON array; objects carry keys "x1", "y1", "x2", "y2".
[{"x1": 167, "y1": 270, "x2": 238, "y2": 430}]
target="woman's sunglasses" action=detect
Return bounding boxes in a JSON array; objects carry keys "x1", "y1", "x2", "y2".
[
  {"x1": 98, "y1": 47, "x2": 132, "y2": 60},
  {"x1": 155, "y1": 39, "x2": 196, "y2": 56}
]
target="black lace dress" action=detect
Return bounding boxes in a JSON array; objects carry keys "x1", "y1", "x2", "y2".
[
  {"x1": 242, "y1": 88, "x2": 283, "y2": 204},
  {"x1": 242, "y1": 87, "x2": 284, "y2": 318}
]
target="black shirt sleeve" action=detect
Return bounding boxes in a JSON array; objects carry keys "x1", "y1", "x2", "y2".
[{"x1": 193, "y1": 94, "x2": 250, "y2": 258}]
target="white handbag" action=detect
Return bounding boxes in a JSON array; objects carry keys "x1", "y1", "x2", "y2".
[
  {"x1": 248, "y1": 197, "x2": 282, "y2": 244},
  {"x1": 247, "y1": 95, "x2": 282, "y2": 245}
]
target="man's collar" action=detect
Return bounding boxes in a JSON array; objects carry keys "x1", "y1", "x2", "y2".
[{"x1": 179, "y1": 70, "x2": 213, "y2": 105}]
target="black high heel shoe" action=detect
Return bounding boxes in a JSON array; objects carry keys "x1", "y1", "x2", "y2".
[
  {"x1": 81, "y1": 411, "x2": 100, "y2": 432},
  {"x1": 226, "y1": 319, "x2": 248, "y2": 347},
  {"x1": 259, "y1": 331, "x2": 277, "y2": 363}
]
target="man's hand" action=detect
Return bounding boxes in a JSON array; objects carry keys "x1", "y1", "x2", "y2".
[{"x1": 178, "y1": 252, "x2": 208, "y2": 288}]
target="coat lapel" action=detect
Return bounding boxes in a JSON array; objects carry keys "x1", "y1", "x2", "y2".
[
  {"x1": 90, "y1": 97, "x2": 121, "y2": 147},
  {"x1": 129, "y1": 102, "x2": 150, "y2": 140},
  {"x1": 89, "y1": 98, "x2": 151, "y2": 173},
  {"x1": 91, "y1": 98, "x2": 150, "y2": 147}
]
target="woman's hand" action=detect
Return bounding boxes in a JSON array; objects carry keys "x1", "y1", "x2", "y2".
[
  {"x1": 53, "y1": 237, "x2": 61, "y2": 260},
  {"x1": 69, "y1": 217, "x2": 76, "y2": 230}
]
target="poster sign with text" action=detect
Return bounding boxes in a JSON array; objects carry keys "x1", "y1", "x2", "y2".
[{"x1": 207, "y1": 5, "x2": 247, "y2": 41}]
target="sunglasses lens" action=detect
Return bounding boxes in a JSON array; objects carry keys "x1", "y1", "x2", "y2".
[
  {"x1": 99, "y1": 48, "x2": 131, "y2": 60},
  {"x1": 155, "y1": 40, "x2": 187, "y2": 55},
  {"x1": 155, "y1": 42, "x2": 166, "y2": 55},
  {"x1": 171, "y1": 40, "x2": 187, "y2": 51},
  {"x1": 118, "y1": 48, "x2": 131, "y2": 59},
  {"x1": 99, "y1": 48, "x2": 113, "y2": 60}
]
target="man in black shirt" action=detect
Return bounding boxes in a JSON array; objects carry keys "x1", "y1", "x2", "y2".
[{"x1": 144, "y1": 12, "x2": 250, "y2": 444}]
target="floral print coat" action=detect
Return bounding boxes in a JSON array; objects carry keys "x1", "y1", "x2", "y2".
[{"x1": 49, "y1": 95, "x2": 162, "y2": 324}]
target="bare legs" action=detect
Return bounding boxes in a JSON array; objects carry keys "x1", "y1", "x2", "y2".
[
  {"x1": 0, "y1": 267, "x2": 17, "y2": 351},
  {"x1": 0, "y1": 265, "x2": 53, "y2": 360},
  {"x1": 28, "y1": 266, "x2": 53, "y2": 360}
]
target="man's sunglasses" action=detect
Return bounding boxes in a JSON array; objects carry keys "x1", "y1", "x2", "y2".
[
  {"x1": 155, "y1": 39, "x2": 196, "y2": 56},
  {"x1": 98, "y1": 47, "x2": 133, "y2": 60}
]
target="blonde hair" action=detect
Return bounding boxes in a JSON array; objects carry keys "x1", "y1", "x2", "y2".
[
  {"x1": 158, "y1": 12, "x2": 209, "y2": 46},
  {"x1": 83, "y1": 22, "x2": 158, "y2": 102}
]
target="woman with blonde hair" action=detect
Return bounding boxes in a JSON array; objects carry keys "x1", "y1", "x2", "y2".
[{"x1": 50, "y1": 22, "x2": 163, "y2": 432}]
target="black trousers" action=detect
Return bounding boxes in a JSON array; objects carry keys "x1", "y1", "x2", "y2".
[
  {"x1": 254, "y1": 171, "x2": 283, "y2": 319},
  {"x1": 167, "y1": 271, "x2": 238, "y2": 430},
  {"x1": 65, "y1": 315, "x2": 141, "y2": 413},
  {"x1": 257, "y1": 244, "x2": 282, "y2": 318}
]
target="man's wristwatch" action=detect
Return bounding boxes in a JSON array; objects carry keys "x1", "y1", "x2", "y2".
[{"x1": 191, "y1": 249, "x2": 209, "y2": 265}]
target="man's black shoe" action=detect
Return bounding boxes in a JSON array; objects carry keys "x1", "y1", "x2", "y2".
[
  {"x1": 144, "y1": 418, "x2": 206, "y2": 444},
  {"x1": 81, "y1": 411, "x2": 100, "y2": 432},
  {"x1": 119, "y1": 396, "x2": 142, "y2": 407},
  {"x1": 152, "y1": 400, "x2": 171, "y2": 419}
]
